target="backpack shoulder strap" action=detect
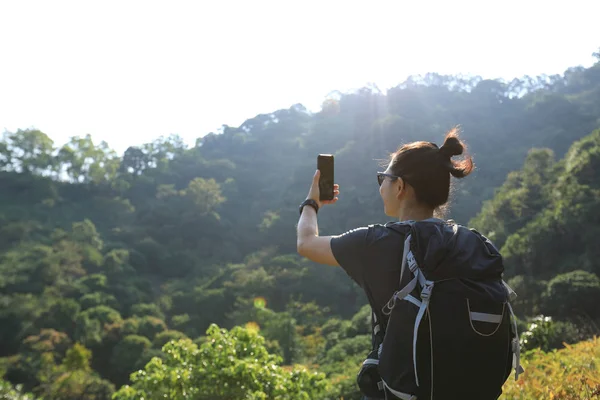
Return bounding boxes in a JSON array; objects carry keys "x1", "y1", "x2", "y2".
[
  {"x1": 503, "y1": 280, "x2": 525, "y2": 380},
  {"x1": 362, "y1": 222, "x2": 413, "y2": 349},
  {"x1": 381, "y1": 227, "x2": 435, "y2": 388},
  {"x1": 362, "y1": 275, "x2": 386, "y2": 349}
]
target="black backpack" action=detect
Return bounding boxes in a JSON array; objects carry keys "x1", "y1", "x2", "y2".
[{"x1": 356, "y1": 219, "x2": 524, "y2": 400}]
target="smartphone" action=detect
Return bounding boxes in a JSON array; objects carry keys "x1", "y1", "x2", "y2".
[{"x1": 317, "y1": 154, "x2": 334, "y2": 201}]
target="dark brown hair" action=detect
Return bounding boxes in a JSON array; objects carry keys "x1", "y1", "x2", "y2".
[{"x1": 388, "y1": 127, "x2": 474, "y2": 209}]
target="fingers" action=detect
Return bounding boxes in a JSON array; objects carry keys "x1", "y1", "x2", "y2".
[
  {"x1": 323, "y1": 189, "x2": 340, "y2": 205},
  {"x1": 309, "y1": 170, "x2": 340, "y2": 206}
]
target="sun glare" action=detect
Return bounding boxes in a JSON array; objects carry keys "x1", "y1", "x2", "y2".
[
  {"x1": 253, "y1": 297, "x2": 267, "y2": 309},
  {"x1": 245, "y1": 321, "x2": 260, "y2": 332}
]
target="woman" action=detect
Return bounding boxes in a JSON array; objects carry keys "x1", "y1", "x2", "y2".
[
  {"x1": 296, "y1": 128, "x2": 517, "y2": 399},
  {"x1": 296, "y1": 127, "x2": 473, "y2": 304}
]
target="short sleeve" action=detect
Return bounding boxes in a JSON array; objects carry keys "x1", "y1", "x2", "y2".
[{"x1": 330, "y1": 227, "x2": 369, "y2": 287}]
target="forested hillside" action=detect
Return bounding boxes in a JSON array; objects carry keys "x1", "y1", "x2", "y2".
[{"x1": 1, "y1": 54, "x2": 599, "y2": 399}]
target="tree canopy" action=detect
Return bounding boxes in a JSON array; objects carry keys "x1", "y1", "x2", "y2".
[{"x1": 1, "y1": 55, "x2": 600, "y2": 398}]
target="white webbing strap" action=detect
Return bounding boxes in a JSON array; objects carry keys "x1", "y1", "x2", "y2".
[
  {"x1": 404, "y1": 294, "x2": 422, "y2": 307},
  {"x1": 383, "y1": 274, "x2": 419, "y2": 315},
  {"x1": 503, "y1": 280, "x2": 524, "y2": 379},
  {"x1": 372, "y1": 311, "x2": 381, "y2": 336},
  {"x1": 406, "y1": 247, "x2": 418, "y2": 272},
  {"x1": 413, "y1": 278, "x2": 434, "y2": 387},
  {"x1": 398, "y1": 234, "x2": 412, "y2": 286},
  {"x1": 507, "y1": 302, "x2": 524, "y2": 380},
  {"x1": 503, "y1": 280, "x2": 518, "y2": 301},
  {"x1": 383, "y1": 233, "x2": 424, "y2": 316},
  {"x1": 409, "y1": 252, "x2": 427, "y2": 288},
  {"x1": 381, "y1": 379, "x2": 418, "y2": 400},
  {"x1": 470, "y1": 311, "x2": 503, "y2": 323}
]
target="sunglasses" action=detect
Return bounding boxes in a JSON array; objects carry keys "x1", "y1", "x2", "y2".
[{"x1": 377, "y1": 172, "x2": 401, "y2": 186}]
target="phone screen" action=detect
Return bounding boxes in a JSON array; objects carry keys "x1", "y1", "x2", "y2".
[{"x1": 317, "y1": 154, "x2": 334, "y2": 201}]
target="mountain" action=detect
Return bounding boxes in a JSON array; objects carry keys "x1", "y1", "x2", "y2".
[
  {"x1": 471, "y1": 128, "x2": 600, "y2": 325},
  {"x1": 1, "y1": 53, "x2": 599, "y2": 398}
]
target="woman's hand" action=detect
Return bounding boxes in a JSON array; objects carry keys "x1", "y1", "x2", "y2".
[{"x1": 306, "y1": 169, "x2": 340, "y2": 208}]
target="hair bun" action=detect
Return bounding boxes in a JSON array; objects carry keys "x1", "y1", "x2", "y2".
[
  {"x1": 439, "y1": 134, "x2": 464, "y2": 158},
  {"x1": 438, "y1": 127, "x2": 474, "y2": 178}
]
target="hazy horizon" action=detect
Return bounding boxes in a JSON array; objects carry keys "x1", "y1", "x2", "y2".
[{"x1": 1, "y1": 0, "x2": 599, "y2": 154}]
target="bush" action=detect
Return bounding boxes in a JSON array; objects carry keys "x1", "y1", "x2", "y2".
[
  {"x1": 520, "y1": 315, "x2": 585, "y2": 352},
  {"x1": 502, "y1": 337, "x2": 600, "y2": 399},
  {"x1": 113, "y1": 324, "x2": 330, "y2": 399},
  {"x1": 542, "y1": 270, "x2": 600, "y2": 319},
  {"x1": 109, "y1": 335, "x2": 152, "y2": 386},
  {"x1": 136, "y1": 316, "x2": 167, "y2": 340},
  {"x1": 152, "y1": 330, "x2": 188, "y2": 349},
  {"x1": 506, "y1": 275, "x2": 547, "y2": 317},
  {"x1": 0, "y1": 378, "x2": 37, "y2": 400},
  {"x1": 130, "y1": 303, "x2": 165, "y2": 320},
  {"x1": 321, "y1": 335, "x2": 370, "y2": 364}
]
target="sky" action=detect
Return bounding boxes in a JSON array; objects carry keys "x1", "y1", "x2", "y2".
[{"x1": 1, "y1": 0, "x2": 599, "y2": 154}]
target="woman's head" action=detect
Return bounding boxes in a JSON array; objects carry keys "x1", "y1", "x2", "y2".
[{"x1": 378, "y1": 127, "x2": 474, "y2": 219}]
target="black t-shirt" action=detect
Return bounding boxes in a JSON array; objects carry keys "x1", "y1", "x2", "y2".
[{"x1": 330, "y1": 223, "x2": 409, "y2": 315}]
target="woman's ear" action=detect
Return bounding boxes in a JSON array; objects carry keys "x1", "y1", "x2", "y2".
[{"x1": 395, "y1": 177, "x2": 404, "y2": 199}]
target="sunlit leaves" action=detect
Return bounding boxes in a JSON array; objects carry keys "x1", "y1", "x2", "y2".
[
  {"x1": 182, "y1": 177, "x2": 225, "y2": 215},
  {"x1": 502, "y1": 337, "x2": 600, "y2": 399},
  {"x1": 113, "y1": 324, "x2": 329, "y2": 400}
]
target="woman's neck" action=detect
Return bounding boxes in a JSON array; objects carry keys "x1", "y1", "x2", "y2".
[{"x1": 396, "y1": 203, "x2": 434, "y2": 222}]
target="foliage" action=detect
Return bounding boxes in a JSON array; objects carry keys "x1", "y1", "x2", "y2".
[
  {"x1": 472, "y1": 129, "x2": 600, "y2": 328},
  {"x1": 109, "y1": 335, "x2": 152, "y2": 386},
  {"x1": 469, "y1": 148, "x2": 558, "y2": 248},
  {"x1": 1, "y1": 60, "x2": 600, "y2": 397},
  {"x1": 542, "y1": 271, "x2": 600, "y2": 320},
  {"x1": 0, "y1": 377, "x2": 38, "y2": 400},
  {"x1": 502, "y1": 337, "x2": 600, "y2": 399},
  {"x1": 519, "y1": 315, "x2": 588, "y2": 353},
  {"x1": 112, "y1": 324, "x2": 329, "y2": 400}
]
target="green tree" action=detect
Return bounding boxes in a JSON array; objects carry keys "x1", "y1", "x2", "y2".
[
  {"x1": 74, "y1": 306, "x2": 122, "y2": 347},
  {"x1": 182, "y1": 177, "x2": 226, "y2": 215},
  {"x1": 109, "y1": 335, "x2": 152, "y2": 386},
  {"x1": 0, "y1": 137, "x2": 13, "y2": 169},
  {"x1": 57, "y1": 135, "x2": 118, "y2": 183},
  {"x1": 0, "y1": 378, "x2": 38, "y2": 400},
  {"x1": 3, "y1": 129, "x2": 55, "y2": 174},
  {"x1": 119, "y1": 146, "x2": 148, "y2": 176},
  {"x1": 62, "y1": 343, "x2": 91, "y2": 372},
  {"x1": 79, "y1": 292, "x2": 119, "y2": 310},
  {"x1": 541, "y1": 270, "x2": 600, "y2": 319},
  {"x1": 43, "y1": 343, "x2": 115, "y2": 400},
  {"x1": 469, "y1": 148, "x2": 557, "y2": 247},
  {"x1": 130, "y1": 303, "x2": 165, "y2": 320},
  {"x1": 35, "y1": 299, "x2": 80, "y2": 337},
  {"x1": 113, "y1": 324, "x2": 329, "y2": 400},
  {"x1": 71, "y1": 219, "x2": 103, "y2": 251},
  {"x1": 136, "y1": 316, "x2": 167, "y2": 340},
  {"x1": 151, "y1": 330, "x2": 188, "y2": 349},
  {"x1": 5, "y1": 329, "x2": 71, "y2": 391},
  {"x1": 77, "y1": 274, "x2": 108, "y2": 293}
]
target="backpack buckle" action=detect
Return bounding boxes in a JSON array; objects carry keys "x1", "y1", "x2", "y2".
[
  {"x1": 382, "y1": 291, "x2": 398, "y2": 315},
  {"x1": 407, "y1": 251, "x2": 418, "y2": 272},
  {"x1": 420, "y1": 281, "x2": 434, "y2": 300}
]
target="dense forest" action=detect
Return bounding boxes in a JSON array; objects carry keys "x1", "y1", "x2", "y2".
[{"x1": 1, "y1": 51, "x2": 600, "y2": 399}]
